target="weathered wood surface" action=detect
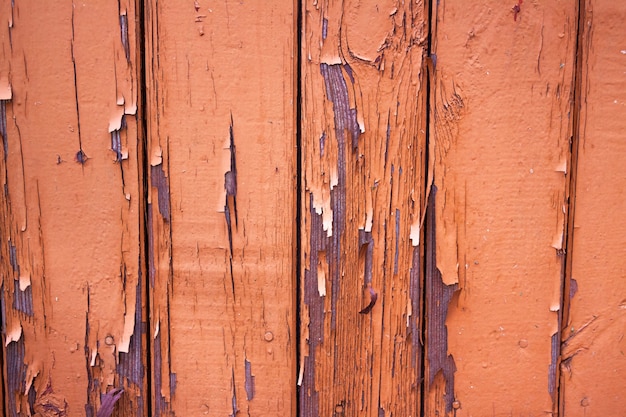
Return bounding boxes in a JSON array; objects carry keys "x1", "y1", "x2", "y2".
[
  {"x1": 428, "y1": 1, "x2": 578, "y2": 415},
  {"x1": 2, "y1": 1, "x2": 626, "y2": 416},
  {"x1": 299, "y1": 1, "x2": 429, "y2": 416},
  {"x1": 0, "y1": 1, "x2": 145, "y2": 416},
  {"x1": 560, "y1": 1, "x2": 626, "y2": 415},
  {"x1": 144, "y1": 1, "x2": 297, "y2": 415}
]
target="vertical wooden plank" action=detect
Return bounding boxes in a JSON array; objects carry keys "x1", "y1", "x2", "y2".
[
  {"x1": 143, "y1": 1, "x2": 297, "y2": 415},
  {"x1": 300, "y1": 1, "x2": 428, "y2": 416},
  {"x1": 0, "y1": 1, "x2": 146, "y2": 416},
  {"x1": 428, "y1": 1, "x2": 577, "y2": 415},
  {"x1": 560, "y1": 1, "x2": 626, "y2": 414}
]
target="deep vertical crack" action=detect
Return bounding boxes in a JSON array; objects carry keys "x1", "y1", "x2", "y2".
[
  {"x1": 138, "y1": 0, "x2": 153, "y2": 416},
  {"x1": 295, "y1": 0, "x2": 303, "y2": 414},
  {"x1": 421, "y1": 1, "x2": 435, "y2": 416},
  {"x1": 557, "y1": 0, "x2": 586, "y2": 414}
]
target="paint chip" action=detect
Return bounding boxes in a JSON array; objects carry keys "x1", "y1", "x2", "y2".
[
  {"x1": 109, "y1": 107, "x2": 125, "y2": 132},
  {"x1": 551, "y1": 230, "x2": 564, "y2": 250},
  {"x1": 151, "y1": 146, "x2": 163, "y2": 166},
  {"x1": 153, "y1": 320, "x2": 160, "y2": 339},
  {"x1": 5, "y1": 324, "x2": 22, "y2": 346},
  {"x1": 317, "y1": 268, "x2": 326, "y2": 297},
  {"x1": 410, "y1": 222, "x2": 420, "y2": 246},
  {"x1": 19, "y1": 273, "x2": 31, "y2": 291},
  {"x1": 0, "y1": 76, "x2": 11, "y2": 100}
]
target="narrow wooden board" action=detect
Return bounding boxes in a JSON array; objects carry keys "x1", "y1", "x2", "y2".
[
  {"x1": 299, "y1": 1, "x2": 429, "y2": 416},
  {"x1": 0, "y1": 1, "x2": 146, "y2": 416},
  {"x1": 560, "y1": 1, "x2": 626, "y2": 415},
  {"x1": 428, "y1": 1, "x2": 577, "y2": 415},
  {"x1": 143, "y1": 1, "x2": 297, "y2": 415}
]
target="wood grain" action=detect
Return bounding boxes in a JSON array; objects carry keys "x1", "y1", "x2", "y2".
[
  {"x1": 300, "y1": 1, "x2": 429, "y2": 416},
  {"x1": 0, "y1": 1, "x2": 146, "y2": 416},
  {"x1": 144, "y1": 1, "x2": 297, "y2": 415},
  {"x1": 560, "y1": 1, "x2": 626, "y2": 415},
  {"x1": 429, "y1": 1, "x2": 578, "y2": 415}
]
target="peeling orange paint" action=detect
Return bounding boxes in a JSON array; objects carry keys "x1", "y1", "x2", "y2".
[
  {"x1": 0, "y1": 1, "x2": 146, "y2": 416},
  {"x1": 144, "y1": 0, "x2": 297, "y2": 415},
  {"x1": 3, "y1": 1, "x2": 626, "y2": 416},
  {"x1": 560, "y1": 1, "x2": 626, "y2": 415},
  {"x1": 429, "y1": 1, "x2": 578, "y2": 415},
  {"x1": 301, "y1": 1, "x2": 428, "y2": 416}
]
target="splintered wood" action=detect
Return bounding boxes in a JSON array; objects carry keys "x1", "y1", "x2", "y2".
[
  {"x1": 0, "y1": 1, "x2": 145, "y2": 416},
  {"x1": 299, "y1": 1, "x2": 428, "y2": 416},
  {"x1": 144, "y1": 1, "x2": 297, "y2": 415}
]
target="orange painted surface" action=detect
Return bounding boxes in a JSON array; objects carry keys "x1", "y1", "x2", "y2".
[
  {"x1": 143, "y1": 1, "x2": 297, "y2": 415},
  {"x1": 299, "y1": 1, "x2": 428, "y2": 416},
  {"x1": 560, "y1": 1, "x2": 626, "y2": 415},
  {"x1": 2, "y1": 1, "x2": 626, "y2": 416},
  {"x1": 0, "y1": 1, "x2": 145, "y2": 416},
  {"x1": 429, "y1": 1, "x2": 577, "y2": 415}
]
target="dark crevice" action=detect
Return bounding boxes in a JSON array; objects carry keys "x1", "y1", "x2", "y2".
[
  {"x1": 70, "y1": 5, "x2": 84, "y2": 157},
  {"x1": 225, "y1": 114, "x2": 238, "y2": 300},
  {"x1": 138, "y1": 0, "x2": 152, "y2": 416},
  {"x1": 295, "y1": 0, "x2": 303, "y2": 413},
  {"x1": 557, "y1": 0, "x2": 586, "y2": 414},
  {"x1": 421, "y1": 1, "x2": 436, "y2": 416}
]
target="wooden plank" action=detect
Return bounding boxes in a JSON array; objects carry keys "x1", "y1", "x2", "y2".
[
  {"x1": 299, "y1": 1, "x2": 429, "y2": 416},
  {"x1": 560, "y1": 1, "x2": 626, "y2": 415},
  {"x1": 143, "y1": 1, "x2": 297, "y2": 415},
  {"x1": 0, "y1": 1, "x2": 146, "y2": 416},
  {"x1": 428, "y1": 1, "x2": 577, "y2": 415}
]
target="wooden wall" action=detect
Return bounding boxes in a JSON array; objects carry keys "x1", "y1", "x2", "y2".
[{"x1": 0, "y1": 1, "x2": 624, "y2": 416}]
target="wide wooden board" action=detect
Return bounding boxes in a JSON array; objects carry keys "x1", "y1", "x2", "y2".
[
  {"x1": 143, "y1": 1, "x2": 297, "y2": 415},
  {"x1": 560, "y1": 1, "x2": 626, "y2": 415},
  {"x1": 0, "y1": 1, "x2": 146, "y2": 416},
  {"x1": 429, "y1": 1, "x2": 577, "y2": 415},
  {"x1": 300, "y1": 1, "x2": 429, "y2": 416}
]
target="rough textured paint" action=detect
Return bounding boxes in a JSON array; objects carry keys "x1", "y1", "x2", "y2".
[
  {"x1": 560, "y1": 1, "x2": 626, "y2": 415},
  {"x1": 0, "y1": 2, "x2": 146, "y2": 416},
  {"x1": 429, "y1": 1, "x2": 577, "y2": 415},
  {"x1": 301, "y1": 1, "x2": 429, "y2": 415},
  {"x1": 144, "y1": 0, "x2": 296, "y2": 415}
]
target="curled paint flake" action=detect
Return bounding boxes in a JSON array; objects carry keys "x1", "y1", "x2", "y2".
[
  {"x1": 359, "y1": 286, "x2": 378, "y2": 314},
  {"x1": 97, "y1": 388, "x2": 124, "y2": 417}
]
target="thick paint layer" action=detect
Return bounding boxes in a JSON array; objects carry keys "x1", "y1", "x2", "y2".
[
  {"x1": 300, "y1": 1, "x2": 429, "y2": 415},
  {"x1": 0, "y1": 1, "x2": 145, "y2": 416},
  {"x1": 144, "y1": 1, "x2": 297, "y2": 415},
  {"x1": 429, "y1": 1, "x2": 577, "y2": 415},
  {"x1": 560, "y1": 1, "x2": 626, "y2": 415}
]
